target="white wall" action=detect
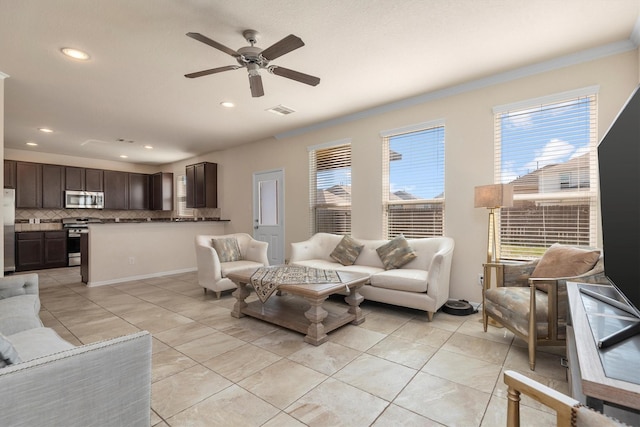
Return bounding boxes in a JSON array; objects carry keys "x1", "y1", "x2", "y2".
[
  {"x1": 180, "y1": 50, "x2": 639, "y2": 304},
  {"x1": 5, "y1": 50, "x2": 639, "y2": 304}
]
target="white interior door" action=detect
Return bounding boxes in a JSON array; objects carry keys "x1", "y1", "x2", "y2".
[{"x1": 253, "y1": 169, "x2": 285, "y2": 265}]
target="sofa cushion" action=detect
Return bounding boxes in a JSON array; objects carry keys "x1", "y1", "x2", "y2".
[
  {"x1": 330, "y1": 235, "x2": 364, "y2": 266},
  {"x1": 369, "y1": 269, "x2": 428, "y2": 292},
  {"x1": 0, "y1": 333, "x2": 22, "y2": 367},
  {"x1": 212, "y1": 237, "x2": 242, "y2": 262},
  {"x1": 8, "y1": 327, "x2": 75, "y2": 362},
  {"x1": 531, "y1": 243, "x2": 600, "y2": 292},
  {"x1": 0, "y1": 295, "x2": 43, "y2": 336},
  {"x1": 220, "y1": 260, "x2": 266, "y2": 277},
  {"x1": 376, "y1": 235, "x2": 417, "y2": 270}
]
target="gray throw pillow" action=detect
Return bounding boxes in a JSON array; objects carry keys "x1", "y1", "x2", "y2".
[
  {"x1": 330, "y1": 235, "x2": 364, "y2": 266},
  {"x1": 376, "y1": 235, "x2": 417, "y2": 270},
  {"x1": 0, "y1": 333, "x2": 21, "y2": 368},
  {"x1": 211, "y1": 237, "x2": 242, "y2": 262}
]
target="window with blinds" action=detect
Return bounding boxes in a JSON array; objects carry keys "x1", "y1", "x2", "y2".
[
  {"x1": 308, "y1": 141, "x2": 351, "y2": 235},
  {"x1": 494, "y1": 87, "x2": 598, "y2": 259},
  {"x1": 382, "y1": 122, "x2": 445, "y2": 238},
  {"x1": 176, "y1": 175, "x2": 193, "y2": 217}
]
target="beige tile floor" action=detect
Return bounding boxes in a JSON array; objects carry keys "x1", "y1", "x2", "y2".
[{"x1": 30, "y1": 267, "x2": 570, "y2": 427}]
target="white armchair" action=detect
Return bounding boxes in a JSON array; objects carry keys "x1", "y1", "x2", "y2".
[{"x1": 195, "y1": 233, "x2": 269, "y2": 298}]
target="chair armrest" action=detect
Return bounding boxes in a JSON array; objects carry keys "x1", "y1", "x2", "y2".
[
  {"x1": 0, "y1": 274, "x2": 39, "y2": 299},
  {"x1": 0, "y1": 331, "x2": 152, "y2": 427},
  {"x1": 504, "y1": 370, "x2": 579, "y2": 427},
  {"x1": 426, "y1": 243, "x2": 454, "y2": 308},
  {"x1": 195, "y1": 239, "x2": 223, "y2": 283}
]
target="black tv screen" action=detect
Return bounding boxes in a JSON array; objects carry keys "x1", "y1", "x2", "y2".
[{"x1": 598, "y1": 85, "x2": 640, "y2": 317}]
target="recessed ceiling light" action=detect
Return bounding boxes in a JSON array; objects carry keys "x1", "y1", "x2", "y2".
[
  {"x1": 26, "y1": 142, "x2": 38, "y2": 146},
  {"x1": 220, "y1": 101, "x2": 235, "y2": 108},
  {"x1": 119, "y1": 155, "x2": 128, "y2": 159},
  {"x1": 61, "y1": 47, "x2": 90, "y2": 61},
  {"x1": 38, "y1": 127, "x2": 53, "y2": 133},
  {"x1": 143, "y1": 145, "x2": 153, "y2": 149}
]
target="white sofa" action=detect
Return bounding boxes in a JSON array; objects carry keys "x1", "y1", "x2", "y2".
[
  {"x1": 289, "y1": 233, "x2": 455, "y2": 320},
  {"x1": 0, "y1": 273, "x2": 152, "y2": 427},
  {"x1": 195, "y1": 233, "x2": 270, "y2": 298}
]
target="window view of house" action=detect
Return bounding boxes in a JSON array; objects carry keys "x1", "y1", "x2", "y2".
[
  {"x1": 309, "y1": 142, "x2": 352, "y2": 234},
  {"x1": 495, "y1": 92, "x2": 598, "y2": 259},
  {"x1": 382, "y1": 124, "x2": 445, "y2": 238}
]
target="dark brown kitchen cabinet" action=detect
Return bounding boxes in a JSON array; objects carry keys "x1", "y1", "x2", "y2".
[
  {"x1": 16, "y1": 162, "x2": 42, "y2": 208},
  {"x1": 186, "y1": 162, "x2": 217, "y2": 208},
  {"x1": 4, "y1": 160, "x2": 16, "y2": 189},
  {"x1": 85, "y1": 168, "x2": 104, "y2": 191},
  {"x1": 16, "y1": 231, "x2": 67, "y2": 271},
  {"x1": 128, "y1": 173, "x2": 149, "y2": 210},
  {"x1": 42, "y1": 164, "x2": 65, "y2": 208},
  {"x1": 150, "y1": 172, "x2": 173, "y2": 211},
  {"x1": 103, "y1": 170, "x2": 128, "y2": 210},
  {"x1": 65, "y1": 167, "x2": 104, "y2": 191}
]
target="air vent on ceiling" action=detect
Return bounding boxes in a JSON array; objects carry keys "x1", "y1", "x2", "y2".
[
  {"x1": 266, "y1": 105, "x2": 296, "y2": 116},
  {"x1": 80, "y1": 139, "x2": 111, "y2": 146}
]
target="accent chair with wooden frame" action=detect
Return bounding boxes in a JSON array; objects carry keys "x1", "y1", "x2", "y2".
[
  {"x1": 482, "y1": 244, "x2": 605, "y2": 370},
  {"x1": 504, "y1": 370, "x2": 626, "y2": 426}
]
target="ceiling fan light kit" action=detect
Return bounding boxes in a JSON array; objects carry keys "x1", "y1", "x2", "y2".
[{"x1": 185, "y1": 29, "x2": 320, "y2": 97}]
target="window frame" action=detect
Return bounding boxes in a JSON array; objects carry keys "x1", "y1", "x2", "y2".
[
  {"x1": 308, "y1": 139, "x2": 352, "y2": 235},
  {"x1": 381, "y1": 120, "x2": 446, "y2": 239},
  {"x1": 493, "y1": 86, "x2": 599, "y2": 260}
]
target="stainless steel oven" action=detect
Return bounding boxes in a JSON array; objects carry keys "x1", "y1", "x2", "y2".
[{"x1": 62, "y1": 218, "x2": 102, "y2": 266}]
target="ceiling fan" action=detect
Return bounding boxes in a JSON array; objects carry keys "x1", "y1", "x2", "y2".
[{"x1": 185, "y1": 29, "x2": 320, "y2": 97}]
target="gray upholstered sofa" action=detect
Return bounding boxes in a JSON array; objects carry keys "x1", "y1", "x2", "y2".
[
  {"x1": 0, "y1": 273, "x2": 152, "y2": 427},
  {"x1": 289, "y1": 233, "x2": 455, "y2": 320}
]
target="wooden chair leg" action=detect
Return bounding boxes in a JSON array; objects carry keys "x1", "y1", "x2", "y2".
[{"x1": 215, "y1": 291, "x2": 221, "y2": 299}]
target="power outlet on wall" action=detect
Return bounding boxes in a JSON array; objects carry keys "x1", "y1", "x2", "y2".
[{"x1": 478, "y1": 273, "x2": 484, "y2": 286}]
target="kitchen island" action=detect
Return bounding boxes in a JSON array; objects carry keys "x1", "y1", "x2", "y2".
[{"x1": 82, "y1": 220, "x2": 227, "y2": 286}]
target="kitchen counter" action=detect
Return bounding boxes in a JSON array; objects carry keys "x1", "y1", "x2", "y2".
[{"x1": 82, "y1": 220, "x2": 227, "y2": 286}]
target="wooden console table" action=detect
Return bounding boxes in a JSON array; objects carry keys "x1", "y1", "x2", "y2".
[{"x1": 566, "y1": 282, "x2": 640, "y2": 422}]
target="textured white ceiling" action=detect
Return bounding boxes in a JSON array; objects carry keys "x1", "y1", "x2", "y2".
[{"x1": 1, "y1": 0, "x2": 638, "y2": 165}]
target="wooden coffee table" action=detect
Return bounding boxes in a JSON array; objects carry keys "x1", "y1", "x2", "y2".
[{"x1": 227, "y1": 267, "x2": 367, "y2": 345}]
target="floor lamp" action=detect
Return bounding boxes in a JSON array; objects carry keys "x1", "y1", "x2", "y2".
[
  {"x1": 475, "y1": 184, "x2": 513, "y2": 328},
  {"x1": 474, "y1": 184, "x2": 514, "y2": 263}
]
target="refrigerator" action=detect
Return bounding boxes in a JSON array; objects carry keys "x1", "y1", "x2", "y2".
[{"x1": 3, "y1": 189, "x2": 15, "y2": 273}]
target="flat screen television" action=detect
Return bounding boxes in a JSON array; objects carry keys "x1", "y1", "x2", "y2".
[{"x1": 585, "y1": 84, "x2": 640, "y2": 348}]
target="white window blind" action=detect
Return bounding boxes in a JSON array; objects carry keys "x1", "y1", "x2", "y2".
[
  {"x1": 494, "y1": 90, "x2": 598, "y2": 259},
  {"x1": 176, "y1": 175, "x2": 193, "y2": 217},
  {"x1": 309, "y1": 142, "x2": 351, "y2": 235},
  {"x1": 382, "y1": 123, "x2": 445, "y2": 238}
]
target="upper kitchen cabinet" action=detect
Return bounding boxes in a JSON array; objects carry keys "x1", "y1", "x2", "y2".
[
  {"x1": 128, "y1": 173, "x2": 149, "y2": 210},
  {"x1": 16, "y1": 162, "x2": 42, "y2": 208},
  {"x1": 42, "y1": 164, "x2": 65, "y2": 209},
  {"x1": 4, "y1": 160, "x2": 16, "y2": 189},
  {"x1": 65, "y1": 167, "x2": 104, "y2": 191},
  {"x1": 103, "y1": 170, "x2": 128, "y2": 210},
  {"x1": 150, "y1": 172, "x2": 173, "y2": 211},
  {"x1": 186, "y1": 162, "x2": 217, "y2": 208}
]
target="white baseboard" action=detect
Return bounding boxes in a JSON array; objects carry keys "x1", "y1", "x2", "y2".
[{"x1": 86, "y1": 267, "x2": 197, "y2": 287}]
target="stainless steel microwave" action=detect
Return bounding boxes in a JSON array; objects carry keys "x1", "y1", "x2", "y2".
[{"x1": 64, "y1": 191, "x2": 105, "y2": 209}]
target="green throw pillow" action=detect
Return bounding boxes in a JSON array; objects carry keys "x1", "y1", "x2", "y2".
[
  {"x1": 376, "y1": 235, "x2": 417, "y2": 270},
  {"x1": 330, "y1": 235, "x2": 364, "y2": 266},
  {"x1": 211, "y1": 237, "x2": 242, "y2": 262}
]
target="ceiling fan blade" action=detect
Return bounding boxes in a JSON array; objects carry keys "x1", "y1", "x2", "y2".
[
  {"x1": 185, "y1": 65, "x2": 240, "y2": 79},
  {"x1": 186, "y1": 32, "x2": 239, "y2": 57},
  {"x1": 270, "y1": 66, "x2": 320, "y2": 86},
  {"x1": 261, "y1": 34, "x2": 305, "y2": 60},
  {"x1": 249, "y1": 74, "x2": 264, "y2": 97}
]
